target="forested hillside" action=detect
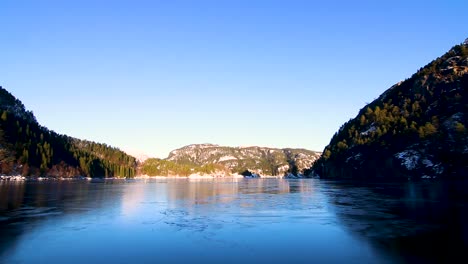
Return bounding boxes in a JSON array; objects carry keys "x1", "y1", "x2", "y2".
[
  {"x1": 312, "y1": 40, "x2": 468, "y2": 179},
  {"x1": 0, "y1": 87, "x2": 136, "y2": 177}
]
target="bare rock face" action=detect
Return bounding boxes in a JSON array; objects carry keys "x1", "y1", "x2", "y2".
[{"x1": 166, "y1": 144, "x2": 321, "y2": 176}]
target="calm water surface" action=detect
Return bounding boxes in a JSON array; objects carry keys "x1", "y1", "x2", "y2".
[{"x1": 0, "y1": 178, "x2": 467, "y2": 264}]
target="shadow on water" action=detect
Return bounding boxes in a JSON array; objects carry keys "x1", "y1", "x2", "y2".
[{"x1": 323, "y1": 180, "x2": 468, "y2": 263}]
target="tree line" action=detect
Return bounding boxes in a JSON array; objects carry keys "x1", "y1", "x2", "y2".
[{"x1": 0, "y1": 87, "x2": 136, "y2": 177}]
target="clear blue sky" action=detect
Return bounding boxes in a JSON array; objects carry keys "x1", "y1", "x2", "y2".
[{"x1": 1, "y1": 0, "x2": 467, "y2": 158}]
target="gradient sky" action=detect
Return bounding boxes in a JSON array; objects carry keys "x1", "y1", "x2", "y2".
[{"x1": 1, "y1": 0, "x2": 467, "y2": 158}]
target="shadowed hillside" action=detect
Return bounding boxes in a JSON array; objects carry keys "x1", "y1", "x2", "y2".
[{"x1": 312, "y1": 39, "x2": 468, "y2": 179}]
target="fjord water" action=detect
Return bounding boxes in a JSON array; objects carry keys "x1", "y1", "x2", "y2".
[{"x1": 0, "y1": 179, "x2": 467, "y2": 264}]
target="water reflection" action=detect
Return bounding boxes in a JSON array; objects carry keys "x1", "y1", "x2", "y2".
[
  {"x1": 166, "y1": 178, "x2": 240, "y2": 204},
  {"x1": 159, "y1": 179, "x2": 320, "y2": 233},
  {"x1": 324, "y1": 181, "x2": 468, "y2": 263},
  {"x1": 0, "y1": 179, "x2": 467, "y2": 263},
  {"x1": 0, "y1": 181, "x2": 26, "y2": 211}
]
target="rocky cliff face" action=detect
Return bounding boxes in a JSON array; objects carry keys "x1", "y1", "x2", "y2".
[
  {"x1": 166, "y1": 144, "x2": 320, "y2": 176},
  {"x1": 312, "y1": 40, "x2": 468, "y2": 180}
]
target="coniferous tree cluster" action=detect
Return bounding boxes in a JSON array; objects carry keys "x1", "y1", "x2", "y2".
[
  {"x1": 0, "y1": 87, "x2": 136, "y2": 177},
  {"x1": 312, "y1": 41, "x2": 468, "y2": 179}
]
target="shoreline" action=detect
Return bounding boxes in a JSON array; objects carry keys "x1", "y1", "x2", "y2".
[{"x1": 0, "y1": 174, "x2": 295, "y2": 182}]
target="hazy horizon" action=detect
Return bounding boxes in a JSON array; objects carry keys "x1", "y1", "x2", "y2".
[{"x1": 1, "y1": 0, "x2": 466, "y2": 158}]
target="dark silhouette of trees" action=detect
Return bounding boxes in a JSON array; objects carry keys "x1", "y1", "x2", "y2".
[{"x1": 0, "y1": 87, "x2": 136, "y2": 177}]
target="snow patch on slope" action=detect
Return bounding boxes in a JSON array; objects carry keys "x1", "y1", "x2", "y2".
[
  {"x1": 360, "y1": 125, "x2": 376, "y2": 136},
  {"x1": 395, "y1": 150, "x2": 420, "y2": 170}
]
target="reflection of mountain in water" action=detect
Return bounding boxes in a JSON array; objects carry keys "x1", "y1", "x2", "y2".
[
  {"x1": 164, "y1": 179, "x2": 309, "y2": 206},
  {"x1": 325, "y1": 181, "x2": 468, "y2": 263},
  {"x1": 160, "y1": 179, "x2": 322, "y2": 236},
  {"x1": 1, "y1": 179, "x2": 467, "y2": 263}
]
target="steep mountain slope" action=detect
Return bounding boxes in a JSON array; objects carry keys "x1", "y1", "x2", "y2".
[
  {"x1": 0, "y1": 87, "x2": 136, "y2": 177},
  {"x1": 141, "y1": 144, "x2": 320, "y2": 176},
  {"x1": 312, "y1": 39, "x2": 468, "y2": 179}
]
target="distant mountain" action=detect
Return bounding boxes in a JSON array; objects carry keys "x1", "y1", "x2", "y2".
[
  {"x1": 312, "y1": 39, "x2": 468, "y2": 179},
  {"x1": 0, "y1": 86, "x2": 319, "y2": 178},
  {"x1": 141, "y1": 143, "x2": 320, "y2": 176},
  {"x1": 123, "y1": 149, "x2": 152, "y2": 163},
  {"x1": 0, "y1": 87, "x2": 136, "y2": 177}
]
